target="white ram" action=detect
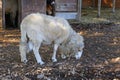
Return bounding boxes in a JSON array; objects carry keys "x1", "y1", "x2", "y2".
[{"x1": 19, "y1": 13, "x2": 84, "y2": 65}]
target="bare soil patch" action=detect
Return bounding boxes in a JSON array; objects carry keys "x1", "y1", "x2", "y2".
[{"x1": 0, "y1": 23, "x2": 120, "y2": 80}]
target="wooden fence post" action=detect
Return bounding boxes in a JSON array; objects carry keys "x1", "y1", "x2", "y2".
[
  {"x1": 97, "y1": 0, "x2": 101, "y2": 17},
  {"x1": 2, "y1": 0, "x2": 5, "y2": 29},
  {"x1": 77, "y1": 0, "x2": 82, "y2": 22},
  {"x1": 112, "y1": 0, "x2": 116, "y2": 13}
]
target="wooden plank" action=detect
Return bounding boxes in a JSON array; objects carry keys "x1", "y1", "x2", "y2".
[
  {"x1": 20, "y1": 0, "x2": 46, "y2": 19},
  {"x1": 55, "y1": 0, "x2": 78, "y2": 20},
  {"x1": 55, "y1": 12, "x2": 77, "y2": 19},
  {"x1": 2, "y1": 0, "x2": 5, "y2": 29},
  {"x1": 55, "y1": 0, "x2": 77, "y2": 12},
  {"x1": 18, "y1": 0, "x2": 21, "y2": 28}
]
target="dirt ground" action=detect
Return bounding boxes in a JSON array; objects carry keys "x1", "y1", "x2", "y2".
[
  {"x1": 0, "y1": 0, "x2": 120, "y2": 79},
  {"x1": 0, "y1": 23, "x2": 120, "y2": 80}
]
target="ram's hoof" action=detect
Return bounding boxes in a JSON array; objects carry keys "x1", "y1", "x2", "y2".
[
  {"x1": 75, "y1": 51, "x2": 82, "y2": 60},
  {"x1": 52, "y1": 58, "x2": 57, "y2": 62},
  {"x1": 21, "y1": 59, "x2": 28, "y2": 64},
  {"x1": 61, "y1": 54, "x2": 66, "y2": 59},
  {"x1": 38, "y1": 61, "x2": 45, "y2": 65}
]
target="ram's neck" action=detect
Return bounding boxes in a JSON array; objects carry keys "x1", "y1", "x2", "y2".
[
  {"x1": 69, "y1": 28, "x2": 77, "y2": 38},
  {"x1": 63, "y1": 28, "x2": 76, "y2": 45}
]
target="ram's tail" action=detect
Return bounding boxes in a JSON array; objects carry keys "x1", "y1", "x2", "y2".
[{"x1": 20, "y1": 24, "x2": 33, "y2": 54}]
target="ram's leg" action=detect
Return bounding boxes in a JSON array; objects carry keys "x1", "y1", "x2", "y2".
[
  {"x1": 33, "y1": 42, "x2": 44, "y2": 65},
  {"x1": 27, "y1": 41, "x2": 33, "y2": 53},
  {"x1": 59, "y1": 46, "x2": 67, "y2": 59},
  {"x1": 61, "y1": 54, "x2": 66, "y2": 59},
  {"x1": 52, "y1": 44, "x2": 59, "y2": 62},
  {"x1": 75, "y1": 50, "x2": 83, "y2": 60},
  {"x1": 19, "y1": 42, "x2": 28, "y2": 63}
]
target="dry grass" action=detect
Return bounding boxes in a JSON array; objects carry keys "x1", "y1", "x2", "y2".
[
  {"x1": 82, "y1": 8, "x2": 120, "y2": 24},
  {"x1": 70, "y1": 8, "x2": 120, "y2": 25}
]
